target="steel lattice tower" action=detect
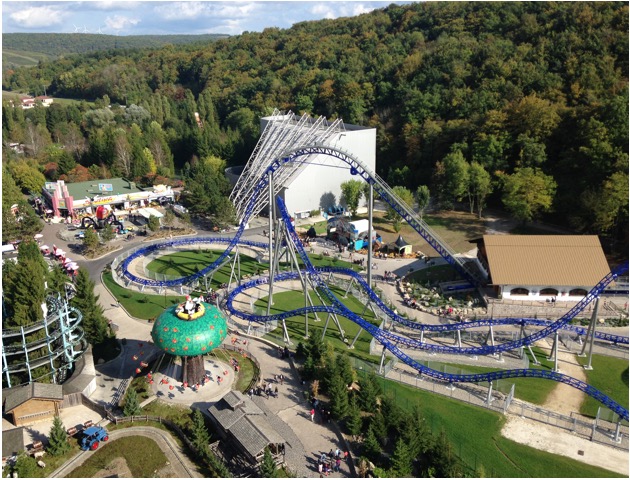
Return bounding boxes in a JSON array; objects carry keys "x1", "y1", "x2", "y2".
[{"x1": 229, "y1": 110, "x2": 346, "y2": 223}]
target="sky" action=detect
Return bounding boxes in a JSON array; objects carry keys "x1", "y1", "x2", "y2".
[{"x1": 2, "y1": 1, "x2": 415, "y2": 36}]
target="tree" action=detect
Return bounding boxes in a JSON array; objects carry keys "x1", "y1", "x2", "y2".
[
  {"x1": 335, "y1": 351, "x2": 354, "y2": 386},
  {"x1": 340, "y1": 179, "x2": 364, "y2": 216},
  {"x1": 385, "y1": 186, "x2": 414, "y2": 233},
  {"x1": 8, "y1": 161, "x2": 46, "y2": 193},
  {"x1": 13, "y1": 453, "x2": 38, "y2": 479},
  {"x1": 581, "y1": 171, "x2": 629, "y2": 234},
  {"x1": 362, "y1": 424, "x2": 381, "y2": 460},
  {"x1": 113, "y1": 131, "x2": 133, "y2": 177},
  {"x1": 123, "y1": 386, "x2": 142, "y2": 416},
  {"x1": 163, "y1": 209, "x2": 176, "y2": 232},
  {"x1": 467, "y1": 162, "x2": 492, "y2": 218},
  {"x1": 414, "y1": 185, "x2": 430, "y2": 220},
  {"x1": 191, "y1": 409, "x2": 211, "y2": 452},
  {"x1": 500, "y1": 167, "x2": 556, "y2": 223},
  {"x1": 434, "y1": 150, "x2": 468, "y2": 209},
  {"x1": 345, "y1": 395, "x2": 362, "y2": 437},
  {"x1": 47, "y1": 264, "x2": 71, "y2": 298},
  {"x1": 358, "y1": 371, "x2": 380, "y2": 412},
  {"x1": 47, "y1": 415, "x2": 71, "y2": 456},
  {"x1": 328, "y1": 369, "x2": 349, "y2": 420},
  {"x1": 82, "y1": 227, "x2": 100, "y2": 254},
  {"x1": 259, "y1": 447, "x2": 277, "y2": 478},
  {"x1": 147, "y1": 215, "x2": 161, "y2": 232},
  {"x1": 71, "y1": 269, "x2": 110, "y2": 345},
  {"x1": 3, "y1": 255, "x2": 46, "y2": 327},
  {"x1": 101, "y1": 224, "x2": 116, "y2": 243},
  {"x1": 390, "y1": 438, "x2": 413, "y2": 477}
]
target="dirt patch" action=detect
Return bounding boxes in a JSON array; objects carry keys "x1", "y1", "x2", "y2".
[
  {"x1": 93, "y1": 457, "x2": 133, "y2": 478},
  {"x1": 539, "y1": 344, "x2": 587, "y2": 416},
  {"x1": 501, "y1": 416, "x2": 628, "y2": 476}
]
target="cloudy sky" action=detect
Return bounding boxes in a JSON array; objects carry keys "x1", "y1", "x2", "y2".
[{"x1": 2, "y1": 1, "x2": 414, "y2": 36}]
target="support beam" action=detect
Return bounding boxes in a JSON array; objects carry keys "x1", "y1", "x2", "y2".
[
  {"x1": 486, "y1": 382, "x2": 493, "y2": 406},
  {"x1": 349, "y1": 327, "x2": 363, "y2": 349},
  {"x1": 266, "y1": 171, "x2": 275, "y2": 316},
  {"x1": 367, "y1": 183, "x2": 373, "y2": 289},
  {"x1": 527, "y1": 345, "x2": 540, "y2": 365},
  {"x1": 547, "y1": 331, "x2": 559, "y2": 372},
  {"x1": 579, "y1": 297, "x2": 600, "y2": 370},
  {"x1": 378, "y1": 346, "x2": 387, "y2": 374}
]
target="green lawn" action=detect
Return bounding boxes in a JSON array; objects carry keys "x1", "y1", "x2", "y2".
[
  {"x1": 578, "y1": 354, "x2": 629, "y2": 418},
  {"x1": 68, "y1": 436, "x2": 168, "y2": 477},
  {"x1": 102, "y1": 271, "x2": 187, "y2": 320},
  {"x1": 365, "y1": 371, "x2": 623, "y2": 478},
  {"x1": 257, "y1": 288, "x2": 382, "y2": 363}
]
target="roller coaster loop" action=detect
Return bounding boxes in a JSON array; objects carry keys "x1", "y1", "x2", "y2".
[{"x1": 119, "y1": 147, "x2": 629, "y2": 420}]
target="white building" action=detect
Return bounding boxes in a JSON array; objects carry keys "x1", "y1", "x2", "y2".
[
  {"x1": 260, "y1": 115, "x2": 376, "y2": 217},
  {"x1": 228, "y1": 110, "x2": 376, "y2": 223},
  {"x1": 479, "y1": 235, "x2": 611, "y2": 301}
]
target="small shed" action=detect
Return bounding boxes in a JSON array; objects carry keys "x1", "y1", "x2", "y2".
[
  {"x1": 4, "y1": 383, "x2": 63, "y2": 427},
  {"x1": 388, "y1": 235, "x2": 412, "y2": 255},
  {"x1": 208, "y1": 391, "x2": 285, "y2": 465}
]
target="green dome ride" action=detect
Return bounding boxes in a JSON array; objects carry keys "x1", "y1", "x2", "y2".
[{"x1": 151, "y1": 302, "x2": 228, "y2": 385}]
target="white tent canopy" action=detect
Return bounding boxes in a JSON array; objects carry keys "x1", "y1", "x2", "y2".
[{"x1": 136, "y1": 207, "x2": 164, "y2": 219}]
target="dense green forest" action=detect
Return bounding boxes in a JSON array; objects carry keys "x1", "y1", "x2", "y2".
[
  {"x1": 2, "y1": 2, "x2": 628, "y2": 250},
  {"x1": 2, "y1": 33, "x2": 229, "y2": 67}
]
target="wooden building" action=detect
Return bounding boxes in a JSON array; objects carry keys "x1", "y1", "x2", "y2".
[
  {"x1": 3, "y1": 383, "x2": 63, "y2": 427},
  {"x1": 208, "y1": 391, "x2": 285, "y2": 466}
]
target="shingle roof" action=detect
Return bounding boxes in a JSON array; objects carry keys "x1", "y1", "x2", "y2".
[
  {"x1": 483, "y1": 235, "x2": 610, "y2": 287},
  {"x1": 2, "y1": 427, "x2": 25, "y2": 457},
  {"x1": 208, "y1": 392, "x2": 284, "y2": 459},
  {"x1": 4, "y1": 383, "x2": 63, "y2": 412}
]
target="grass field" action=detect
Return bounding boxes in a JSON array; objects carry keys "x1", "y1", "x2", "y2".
[
  {"x1": 102, "y1": 271, "x2": 187, "y2": 320},
  {"x1": 68, "y1": 436, "x2": 168, "y2": 477},
  {"x1": 256, "y1": 288, "x2": 382, "y2": 363},
  {"x1": 578, "y1": 354, "x2": 629, "y2": 418},
  {"x1": 366, "y1": 372, "x2": 622, "y2": 478}
]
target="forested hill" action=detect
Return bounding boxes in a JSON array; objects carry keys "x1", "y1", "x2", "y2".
[
  {"x1": 2, "y1": 32, "x2": 229, "y2": 63},
  {"x1": 2, "y1": 2, "x2": 628, "y2": 247}
]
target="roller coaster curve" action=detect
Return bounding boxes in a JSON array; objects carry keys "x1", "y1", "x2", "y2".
[
  {"x1": 2, "y1": 296, "x2": 87, "y2": 384},
  {"x1": 119, "y1": 146, "x2": 629, "y2": 420}
]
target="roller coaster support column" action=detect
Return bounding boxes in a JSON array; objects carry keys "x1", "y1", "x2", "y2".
[
  {"x1": 547, "y1": 331, "x2": 559, "y2": 372},
  {"x1": 343, "y1": 277, "x2": 356, "y2": 298},
  {"x1": 1, "y1": 335, "x2": 10, "y2": 388},
  {"x1": 486, "y1": 382, "x2": 493, "y2": 406},
  {"x1": 614, "y1": 421, "x2": 622, "y2": 443},
  {"x1": 228, "y1": 245, "x2": 242, "y2": 288},
  {"x1": 518, "y1": 323, "x2": 526, "y2": 359},
  {"x1": 378, "y1": 346, "x2": 387, "y2": 375},
  {"x1": 266, "y1": 171, "x2": 275, "y2": 316},
  {"x1": 456, "y1": 329, "x2": 462, "y2": 348},
  {"x1": 527, "y1": 345, "x2": 540, "y2": 365},
  {"x1": 579, "y1": 296, "x2": 600, "y2": 370},
  {"x1": 284, "y1": 231, "x2": 319, "y2": 335},
  {"x1": 487, "y1": 325, "x2": 495, "y2": 347},
  {"x1": 367, "y1": 182, "x2": 374, "y2": 289},
  {"x1": 349, "y1": 327, "x2": 363, "y2": 349},
  {"x1": 20, "y1": 327, "x2": 32, "y2": 383}
]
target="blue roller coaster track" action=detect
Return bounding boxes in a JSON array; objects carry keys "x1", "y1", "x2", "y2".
[{"x1": 119, "y1": 146, "x2": 629, "y2": 420}]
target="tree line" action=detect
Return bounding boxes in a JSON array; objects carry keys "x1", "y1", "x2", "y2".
[
  {"x1": 2, "y1": 1, "x2": 628, "y2": 249},
  {"x1": 296, "y1": 334, "x2": 476, "y2": 477}
]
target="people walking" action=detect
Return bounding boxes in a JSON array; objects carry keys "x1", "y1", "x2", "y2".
[{"x1": 310, "y1": 408, "x2": 315, "y2": 422}]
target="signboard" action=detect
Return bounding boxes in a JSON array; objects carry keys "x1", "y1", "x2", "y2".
[
  {"x1": 45, "y1": 182, "x2": 57, "y2": 190},
  {"x1": 99, "y1": 183, "x2": 113, "y2": 192},
  {"x1": 91, "y1": 196, "x2": 116, "y2": 206}
]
